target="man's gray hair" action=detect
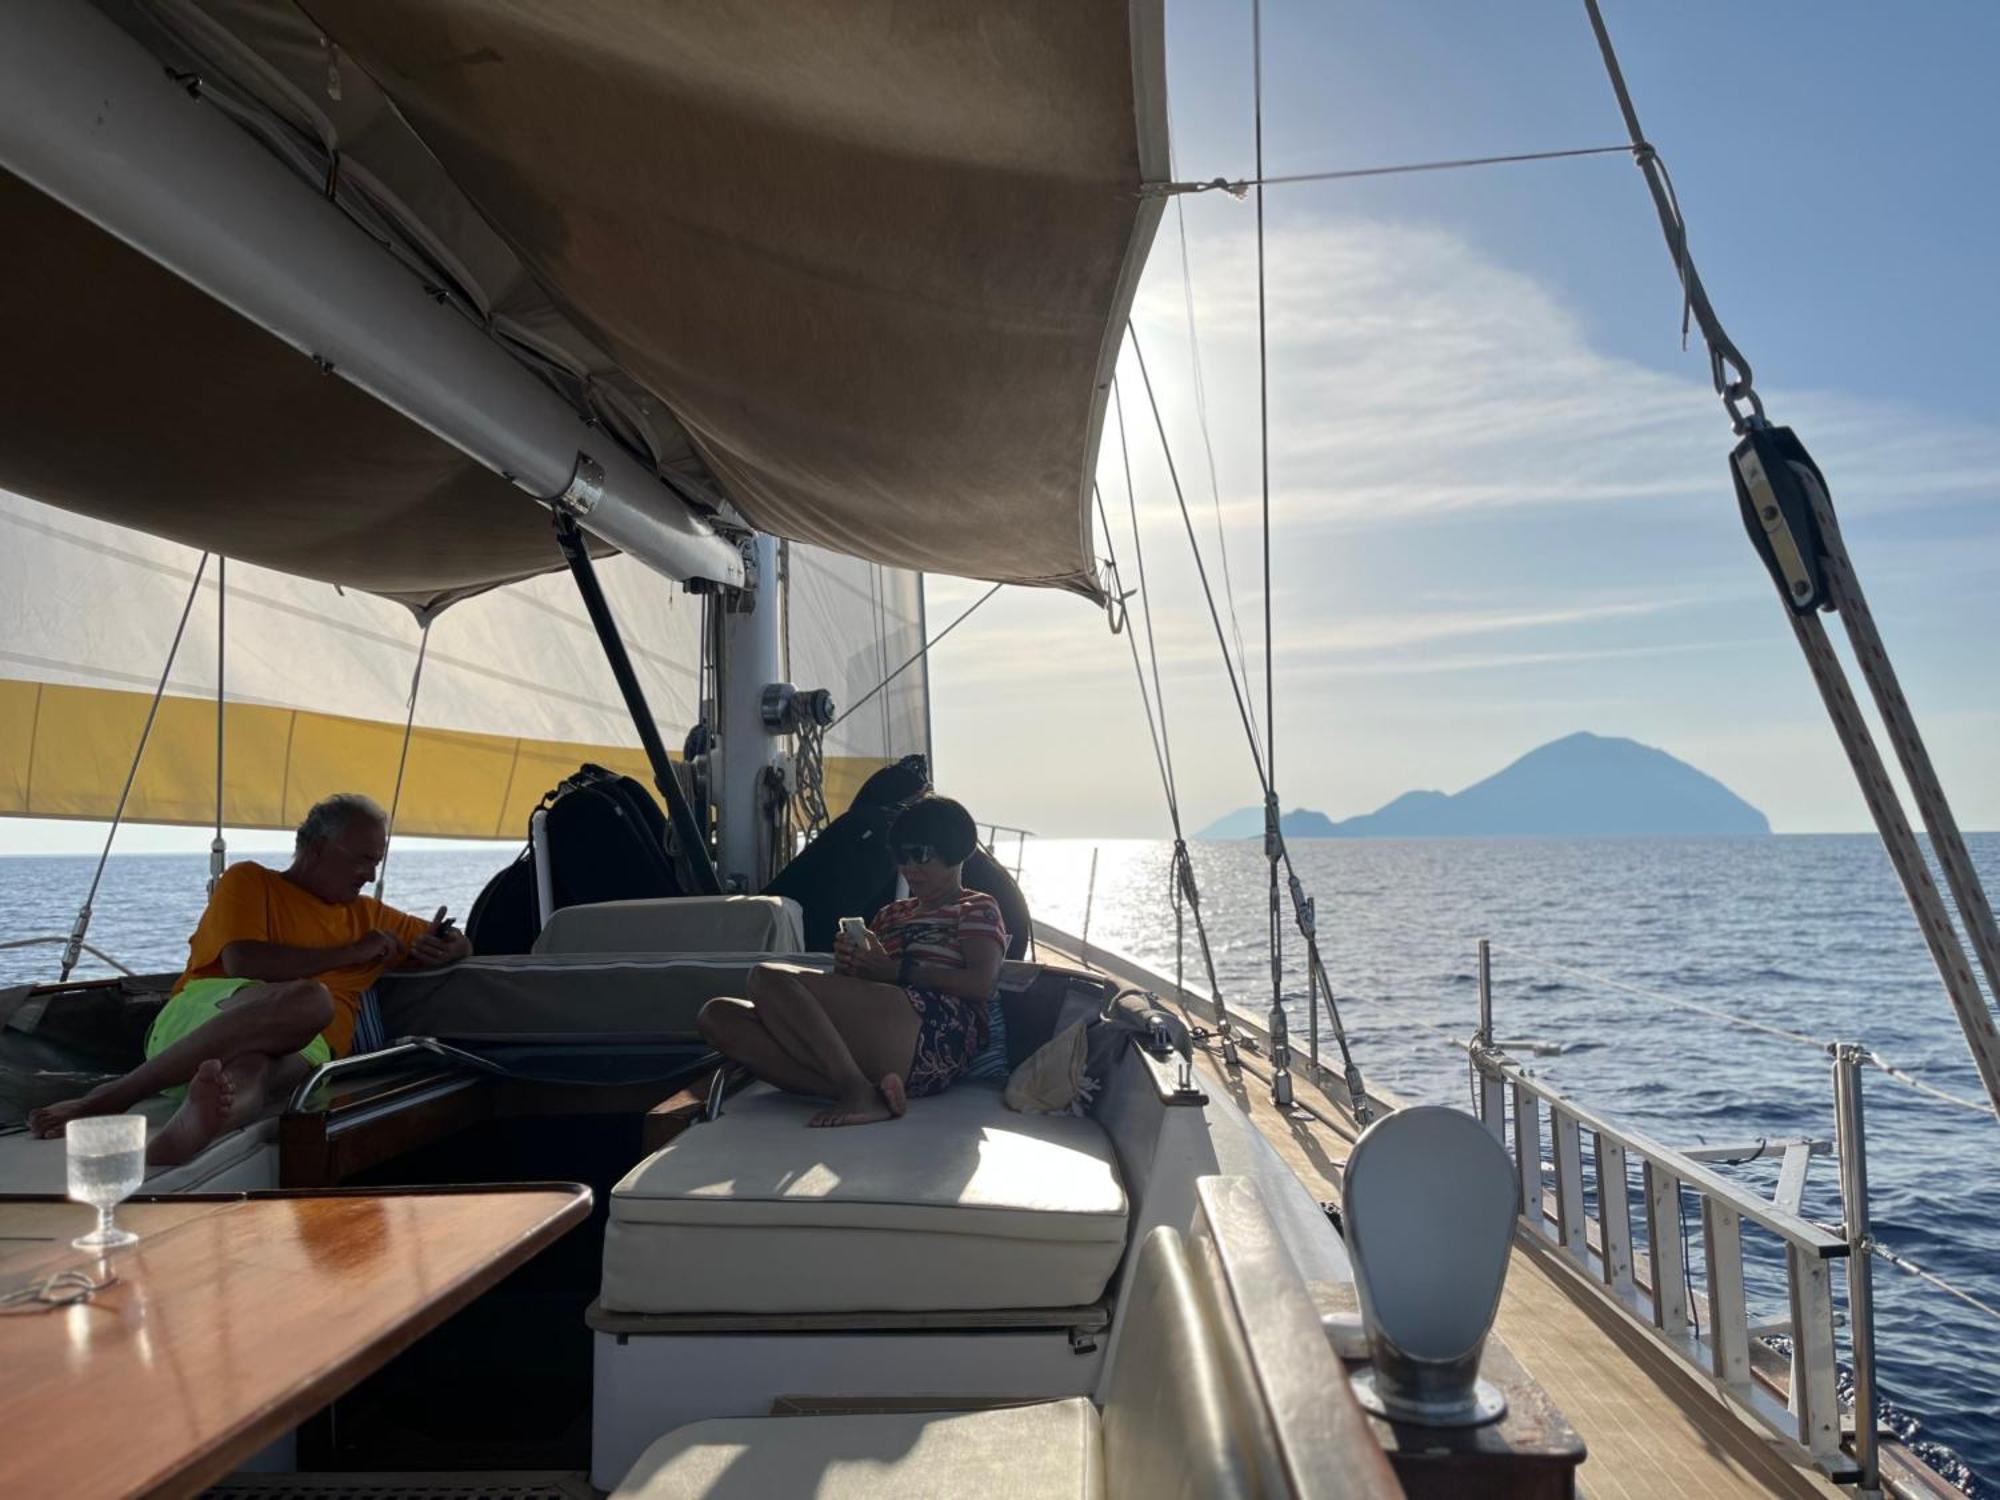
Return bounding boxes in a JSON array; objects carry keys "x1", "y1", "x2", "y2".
[{"x1": 295, "y1": 793, "x2": 388, "y2": 854}]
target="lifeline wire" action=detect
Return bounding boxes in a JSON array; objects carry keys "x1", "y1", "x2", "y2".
[
  {"x1": 829, "y1": 582, "x2": 1002, "y2": 732},
  {"x1": 1484, "y1": 939, "x2": 1992, "y2": 1117},
  {"x1": 1871, "y1": 1239, "x2": 2000, "y2": 1329}
]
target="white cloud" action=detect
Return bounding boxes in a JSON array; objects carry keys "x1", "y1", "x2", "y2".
[{"x1": 928, "y1": 212, "x2": 2000, "y2": 835}]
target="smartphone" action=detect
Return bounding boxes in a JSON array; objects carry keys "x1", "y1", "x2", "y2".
[
  {"x1": 838, "y1": 916, "x2": 869, "y2": 944},
  {"x1": 430, "y1": 906, "x2": 457, "y2": 939}
]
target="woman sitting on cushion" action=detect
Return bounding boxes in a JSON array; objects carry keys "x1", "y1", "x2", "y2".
[{"x1": 697, "y1": 795, "x2": 1008, "y2": 1127}]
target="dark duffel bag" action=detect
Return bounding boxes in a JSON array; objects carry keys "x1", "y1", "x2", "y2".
[{"x1": 465, "y1": 764, "x2": 686, "y2": 955}]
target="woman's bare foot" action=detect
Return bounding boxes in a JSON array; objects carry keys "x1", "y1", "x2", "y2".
[
  {"x1": 879, "y1": 1073, "x2": 908, "y2": 1118},
  {"x1": 808, "y1": 1084, "x2": 897, "y2": 1128},
  {"x1": 146, "y1": 1060, "x2": 234, "y2": 1166},
  {"x1": 27, "y1": 1089, "x2": 120, "y2": 1140}
]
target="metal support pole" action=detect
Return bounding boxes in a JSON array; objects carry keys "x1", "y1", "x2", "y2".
[
  {"x1": 209, "y1": 557, "x2": 227, "y2": 893},
  {"x1": 716, "y1": 532, "x2": 783, "y2": 891},
  {"x1": 1080, "y1": 846, "x2": 1100, "y2": 970},
  {"x1": 1833, "y1": 1044, "x2": 1883, "y2": 1495},
  {"x1": 1477, "y1": 938, "x2": 1493, "y2": 1044},
  {"x1": 553, "y1": 512, "x2": 722, "y2": 895}
]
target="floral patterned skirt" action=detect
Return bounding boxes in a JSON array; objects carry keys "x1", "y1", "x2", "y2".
[{"x1": 903, "y1": 988, "x2": 983, "y2": 1097}]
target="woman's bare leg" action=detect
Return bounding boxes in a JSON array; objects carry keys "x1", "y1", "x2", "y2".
[
  {"x1": 697, "y1": 998, "x2": 835, "y2": 1097},
  {"x1": 747, "y1": 965, "x2": 922, "y2": 1127}
]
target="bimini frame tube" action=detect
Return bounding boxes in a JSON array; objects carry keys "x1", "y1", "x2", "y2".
[
  {"x1": 0, "y1": 0, "x2": 742, "y2": 590},
  {"x1": 553, "y1": 513, "x2": 723, "y2": 897}
]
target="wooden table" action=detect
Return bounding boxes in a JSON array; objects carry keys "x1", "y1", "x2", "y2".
[{"x1": 0, "y1": 1184, "x2": 591, "y2": 1499}]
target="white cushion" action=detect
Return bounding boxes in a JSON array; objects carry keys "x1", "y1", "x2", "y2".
[
  {"x1": 601, "y1": 1084, "x2": 1127, "y2": 1313},
  {"x1": 611, "y1": 1398, "x2": 1103, "y2": 1500},
  {"x1": 0, "y1": 1099, "x2": 274, "y2": 1195},
  {"x1": 533, "y1": 896, "x2": 804, "y2": 956}
]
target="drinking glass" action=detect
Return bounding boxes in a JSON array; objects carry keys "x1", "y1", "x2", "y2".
[{"x1": 66, "y1": 1115, "x2": 146, "y2": 1251}]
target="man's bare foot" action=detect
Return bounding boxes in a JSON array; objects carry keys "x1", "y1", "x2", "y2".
[
  {"x1": 27, "y1": 1089, "x2": 119, "y2": 1140},
  {"x1": 146, "y1": 1060, "x2": 234, "y2": 1166},
  {"x1": 808, "y1": 1086, "x2": 897, "y2": 1128},
  {"x1": 879, "y1": 1074, "x2": 908, "y2": 1118}
]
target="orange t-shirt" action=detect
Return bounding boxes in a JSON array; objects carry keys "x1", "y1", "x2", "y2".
[{"x1": 173, "y1": 862, "x2": 431, "y2": 1057}]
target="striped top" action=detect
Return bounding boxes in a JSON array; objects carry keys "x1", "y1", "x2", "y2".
[{"x1": 870, "y1": 891, "x2": 1009, "y2": 977}]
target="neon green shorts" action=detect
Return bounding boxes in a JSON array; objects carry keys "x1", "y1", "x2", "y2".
[{"x1": 145, "y1": 977, "x2": 333, "y2": 1098}]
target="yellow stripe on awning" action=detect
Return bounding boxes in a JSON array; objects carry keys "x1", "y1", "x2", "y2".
[{"x1": 1, "y1": 682, "x2": 889, "y2": 840}]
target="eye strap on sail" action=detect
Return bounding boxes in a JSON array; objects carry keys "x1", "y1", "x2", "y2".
[{"x1": 1584, "y1": 0, "x2": 2000, "y2": 1116}]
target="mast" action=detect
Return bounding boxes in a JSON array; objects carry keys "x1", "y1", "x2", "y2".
[{"x1": 715, "y1": 533, "x2": 786, "y2": 891}]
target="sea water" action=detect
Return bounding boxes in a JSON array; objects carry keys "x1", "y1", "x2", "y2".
[{"x1": 2, "y1": 834, "x2": 1994, "y2": 1492}]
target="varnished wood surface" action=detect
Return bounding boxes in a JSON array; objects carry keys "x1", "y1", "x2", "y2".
[{"x1": 0, "y1": 1185, "x2": 590, "y2": 1500}]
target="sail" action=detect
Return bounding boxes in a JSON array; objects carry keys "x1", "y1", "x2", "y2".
[
  {"x1": 0, "y1": 1, "x2": 1166, "y2": 602},
  {"x1": 0, "y1": 491, "x2": 927, "y2": 839}
]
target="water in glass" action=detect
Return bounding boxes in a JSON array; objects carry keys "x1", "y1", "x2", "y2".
[{"x1": 66, "y1": 1114, "x2": 146, "y2": 1250}]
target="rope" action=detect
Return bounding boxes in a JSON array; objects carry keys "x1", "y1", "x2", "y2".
[
  {"x1": 374, "y1": 619, "x2": 432, "y2": 902},
  {"x1": 1485, "y1": 939, "x2": 1992, "y2": 1116},
  {"x1": 1811, "y1": 488, "x2": 2000, "y2": 1024},
  {"x1": 1150, "y1": 142, "x2": 1645, "y2": 197},
  {"x1": 828, "y1": 582, "x2": 1001, "y2": 732},
  {"x1": 1871, "y1": 1239, "x2": 2000, "y2": 1328},
  {"x1": 1578, "y1": 0, "x2": 1760, "y2": 426},
  {"x1": 1579, "y1": 0, "x2": 2000, "y2": 1118},
  {"x1": 58, "y1": 554, "x2": 210, "y2": 981}
]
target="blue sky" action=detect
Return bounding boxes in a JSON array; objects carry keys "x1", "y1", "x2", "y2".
[
  {"x1": 926, "y1": 0, "x2": 2000, "y2": 837},
  {"x1": 5, "y1": 1, "x2": 1996, "y2": 856}
]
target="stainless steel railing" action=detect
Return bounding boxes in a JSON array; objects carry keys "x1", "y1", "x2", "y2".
[{"x1": 1471, "y1": 938, "x2": 1880, "y2": 1491}]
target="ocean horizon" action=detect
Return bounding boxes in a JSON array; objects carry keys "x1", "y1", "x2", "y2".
[{"x1": 3, "y1": 832, "x2": 1995, "y2": 1492}]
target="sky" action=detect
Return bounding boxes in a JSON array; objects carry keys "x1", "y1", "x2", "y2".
[
  {"x1": 923, "y1": 0, "x2": 2000, "y2": 838},
  {"x1": 4, "y1": 1, "x2": 1997, "y2": 857}
]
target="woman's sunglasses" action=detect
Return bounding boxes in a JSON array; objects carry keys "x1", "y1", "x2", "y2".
[{"x1": 893, "y1": 843, "x2": 939, "y2": 867}]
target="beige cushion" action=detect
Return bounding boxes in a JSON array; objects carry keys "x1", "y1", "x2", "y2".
[
  {"x1": 612, "y1": 1399, "x2": 1103, "y2": 1500},
  {"x1": 0, "y1": 1101, "x2": 274, "y2": 1195},
  {"x1": 1004, "y1": 1018, "x2": 1090, "y2": 1115},
  {"x1": 533, "y1": 896, "x2": 804, "y2": 957},
  {"x1": 601, "y1": 1083, "x2": 1127, "y2": 1313}
]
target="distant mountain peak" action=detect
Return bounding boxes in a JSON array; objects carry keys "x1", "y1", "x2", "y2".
[{"x1": 1195, "y1": 733, "x2": 1768, "y2": 839}]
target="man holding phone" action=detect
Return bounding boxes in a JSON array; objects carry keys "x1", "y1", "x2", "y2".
[{"x1": 30, "y1": 792, "x2": 471, "y2": 1164}]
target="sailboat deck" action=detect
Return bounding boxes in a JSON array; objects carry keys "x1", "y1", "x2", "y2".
[{"x1": 1198, "y1": 1053, "x2": 1844, "y2": 1500}]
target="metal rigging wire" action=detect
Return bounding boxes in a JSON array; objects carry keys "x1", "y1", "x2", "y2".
[
  {"x1": 1170, "y1": 194, "x2": 1264, "y2": 762},
  {"x1": 1250, "y1": 0, "x2": 1294, "y2": 1109},
  {"x1": 829, "y1": 582, "x2": 1002, "y2": 733},
  {"x1": 1124, "y1": 321, "x2": 1368, "y2": 1114}
]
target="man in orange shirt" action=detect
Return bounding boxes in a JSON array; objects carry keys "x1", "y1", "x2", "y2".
[{"x1": 30, "y1": 793, "x2": 471, "y2": 1164}]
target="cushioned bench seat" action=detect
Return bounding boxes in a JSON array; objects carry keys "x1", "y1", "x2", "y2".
[
  {"x1": 0, "y1": 1099, "x2": 275, "y2": 1195},
  {"x1": 613, "y1": 1399, "x2": 1103, "y2": 1500},
  {"x1": 601, "y1": 1083, "x2": 1128, "y2": 1315}
]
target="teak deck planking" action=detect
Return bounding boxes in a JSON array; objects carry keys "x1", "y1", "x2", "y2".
[{"x1": 1198, "y1": 1054, "x2": 1846, "y2": 1500}]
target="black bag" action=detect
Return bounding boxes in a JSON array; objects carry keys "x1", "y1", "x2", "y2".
[
  {"x1": 543, "y1": 764, "x2": 684, "y2": 909},
  {"x1": 466, "y1": 849, "x2": 540, "y2": 957},
  {"x1": 464, "y1": 764, "x2": 687, "y2": 956}
]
